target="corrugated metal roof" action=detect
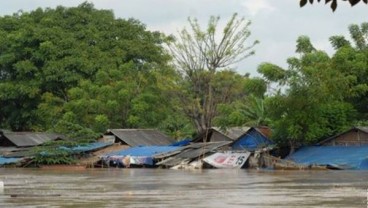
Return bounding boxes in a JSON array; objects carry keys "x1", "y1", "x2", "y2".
[
  {"x1": 287, "y1": 145, "x2": 368, "y2": 170},
  {"x1": 157, "y1": 141, "x2": 231, "y2": 166},
  {"x1": 176, "y1": 142, "x2": 231, "y2": 158},
  {"x1": 213, "y1": 127, "x2": 251, "y2": 140},
  {"x1": 0, "y1": 147, "x2": 19, "y2": 155},
  {"x1": 106, "y1": 129, "x2": 174, "y2": 147},
  {"x1": 192, "y1": 127, "x2": 250, "y2": 143},
  {"x1": 357, "y1": 126, "x2": 368, "y2": 133},
  {"x1": 5, "y1": 142, "x2": 113, "y2": 158},
  {"x1": 318, "y1": 126, "x2": 368, "y2": 145},
  {"x1": 1, "y1": 132, "x2": 64, "y2": 147},
  {"x1": 3, "y1": 148, "x2": 33, "y2": 158}
]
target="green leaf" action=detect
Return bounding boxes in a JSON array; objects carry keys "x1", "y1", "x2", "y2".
[
  {"x1": 300, "y1": 0, "x2": 308, "y2": 7},
  {"x1": 331, "y1": 0, "x2": 338, "y2": 11},
  {"x1": 349, "y1": 0, "x2": 361, "y2": 6}
]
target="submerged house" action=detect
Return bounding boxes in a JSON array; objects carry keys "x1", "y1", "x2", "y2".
[
  {"x1": 318, "y1": 126, "x2": 368, "y2": 146},
  {"x1": 100, "y1": 145, "x2": 182, "y2": 167},
  {"x1": 287, "y1": 146, "x2": 368, "y2": 170},
  {"x1": 0, "y1": 131, "x2": 64, "y2": 148},
  {"x1": 104, "y1": 129, "x2": 175, "y2": 147},
  {"x1": 287, "y1": 127, "x2": 368, "y2": 170},
  {"x1": 231, "y1": 127, "x2": 273, "y2": 151},
  {"x1": 192, "y1": 127, "x2": 250, "y2": 143},
  {"x1": 157, "y1": 141, "x2": 232, "y2": 168},
  {"x1": 0, "y1": 131, "x2": 65, "y2": 166},
  {"x1": 0, "y1": 131, "x2": 64, "y2": 157}
]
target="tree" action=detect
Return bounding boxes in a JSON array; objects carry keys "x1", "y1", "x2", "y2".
[
  {"x1": 214, "y1": 77, "x2": 268, "y2": 128},
  {"x1": 0, "y1": 3, "x2": 177, "y2": 135},
  {"x1": 330, "y1": 23, "x2": 368, "y2": 119},
  {"x1": 300, "y1": 0, "x2": 367, "y2": 11},
  {"x1": 259, "y1": 36, "x2": 356, "y2": 154},
  {"x1": 240, "y1": 95, "x2": 270, "y2": 127},
  {"x1": 166, "y1": 13, "x2": 258, "y2": 133}
]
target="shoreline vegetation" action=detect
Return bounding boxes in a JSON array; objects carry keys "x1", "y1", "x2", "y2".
[{"x1": 1, "y1": 3, "x2": 368, "y2": 170}]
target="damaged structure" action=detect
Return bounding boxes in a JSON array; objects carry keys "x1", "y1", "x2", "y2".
[
  {"x1": 191, "y1": 127, "x2": 250, "y2": 143},
  {"x1": 231, "y1": 127, "x2": 274, "y2": 151},
  {"x1": 98, "y1": 126, "x2": 275, "y2": 170},
  {"x1": 287, "y1": 126, "x2": 368, "y2": 170},
  {"x1": 100, "y1": 145, "x2": 182, "y2": 167},
  {"x1": 157, "y1": 141, "x2": 232, "y2": 169},
  {"x1": 0, "y1": 131, "x2": 66, "y2": 166},
  {"x1": 104, "y1": 129, "x2": 175, "y2": 146}
]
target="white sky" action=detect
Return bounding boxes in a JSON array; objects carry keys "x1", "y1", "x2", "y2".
[{"x1": 1, "y1": 0, "x2": 368, "y2": 76}]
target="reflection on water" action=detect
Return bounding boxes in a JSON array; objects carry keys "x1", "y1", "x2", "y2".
[{"x1": 0, "y1": 168, "x2": 367, "y2": 208}]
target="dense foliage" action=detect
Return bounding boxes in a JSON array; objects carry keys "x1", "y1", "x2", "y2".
[
  {"x1": 2, "y1": 3, "x2": 368, "y2": 155},
  {"x1": 300, "y1": 0, "x2": 367, "y2": 11},
  {"x1": 32, "y1": 142, "x2": 77, "y2": 165},
  {"x1": 259, "y1": 24, "x2": 368, "y2": 152},
  {"x1": 0, "y1": 3, "x2": 191, "y2": 138}
]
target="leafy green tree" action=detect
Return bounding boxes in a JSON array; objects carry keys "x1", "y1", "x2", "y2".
[
  {"x1": 329, "y1": 23, "x2": 368, "y2": 119},
  {"x1": 214, "y1": 76, "x2": 268, "y2": 128},
  {"x1": 260, "y1": 36, "x2": 356, "y2": 153},
  {"x1": 167, "y1": 13, "x2": 258, "y2": 133},
  {"x1": 0, "y1": 3, "x2": 180, "y2": 137},
  {"x1": 240, "y1": 95, "x2": 270, "y2": 127}
]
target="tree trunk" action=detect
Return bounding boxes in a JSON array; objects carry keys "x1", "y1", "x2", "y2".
[{"x1": 288, "y1": 141, "x2": 296, "y2": 156}]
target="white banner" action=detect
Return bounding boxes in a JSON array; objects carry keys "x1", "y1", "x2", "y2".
[{"x1": 203, "y1": 152, "x2": 251, "y2": 169}]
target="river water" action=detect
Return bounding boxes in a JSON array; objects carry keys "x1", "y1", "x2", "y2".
[{"x1": 0, "y1": 168, "x2": 367, "y2": 208}]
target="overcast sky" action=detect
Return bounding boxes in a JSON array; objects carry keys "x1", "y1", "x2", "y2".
[{"x1": 1, "y1": 0, "x2": 368, "y2": 76}]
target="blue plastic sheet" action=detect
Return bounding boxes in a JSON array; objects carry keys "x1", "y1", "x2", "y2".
[
  {"x1": 105, "y1": 145, "x2": 180, "y2": 157},
  {"x1": 102, "y1": 145, "x2": 181, "y2": 167},
  {"x1": 232, "y1": 128, "x2": 273, "y2": 151},
  {"x1": 0, "y1": 156, "x2": 21, "y2": 165},
  {"x1": 60, "y1": 142, "x2": 113, "y2": 153},
  {"x1": 170, "y1": 139, "x2": 191, "y2": 146},
  {"x1": 287, "y1": 145, "x2": 368, "y2": 170}
]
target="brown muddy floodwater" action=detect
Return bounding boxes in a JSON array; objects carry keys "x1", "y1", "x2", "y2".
[{"x1": 0, "y1": 168, "x2": 367, "y2": 208}]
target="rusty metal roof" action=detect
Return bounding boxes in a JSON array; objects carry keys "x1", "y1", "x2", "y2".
[
  {"x1": 1, "y1": 132, "x2": 64, "y2": 147},
  {"x1": 106, "y1": 129, "x2": 174, "y2": 147}
]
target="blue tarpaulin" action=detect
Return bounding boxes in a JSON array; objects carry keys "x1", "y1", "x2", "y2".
[
  {"x1": 287, "y1": 146, "x2": 368, "y2": 170},
  {"x1": 231, "y1": 128, "x2": 273, "y2": 151},
  {"x1": 170, "y1": 139, "x2": 191, "y2": 146},
  {"x1": 105, "y1": 146, "x2": 180, "y2": 157},
  {"x1": 60, "y1": 142, "x2": 113, "y2": 153},
  {"x1": 102, "y1": 145, "x2": 181, "y2": 167},
  {"x1": 0, "y1": 156, "x2": 21, "y2": 165}
]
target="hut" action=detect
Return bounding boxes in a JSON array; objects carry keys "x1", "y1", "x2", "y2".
[
  {"x1": 100, "y1": 145, "x2": 182, "y2": 167},
  {"x1": 287, "y1": 145, "x2": 368, "y2": 170},
  {"x1": 104, "y1": 129, "x2": 175, "y2": 147},
  {"x1": 0, "y1": 131, "x2": 65, "y2": 159},
  {"x1": 192, "y1": 127, "x2": 250, "y2": 143},
  {"x1": 157, "y1": 141, "x2": 232, "y2": 168},
  {"x1": 318, "y1": 126, "x2": 368, "y2": 146},
  {"x1": 0, "y1": 131, "x2": 64, "y2": 148},
  {"x1": 286, "y1": 127, "x2": 368, "y2": 170},
  {"x1": 231, "y1": 127, "x2": 273, "y2": 151}
]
